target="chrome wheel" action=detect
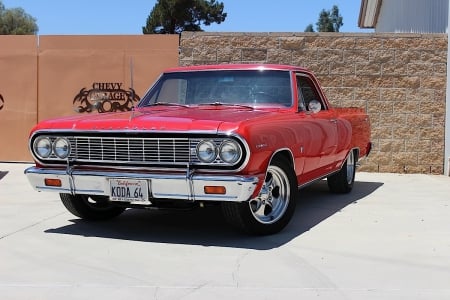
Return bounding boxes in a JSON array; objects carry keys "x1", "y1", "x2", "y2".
[
  {"x1": 327, "y1": 150, "x2": 357, "y2": 194},
  {"x1": 346, "y1": 150, "x2": 355, "y2": 184},
  {"x1": 249, "y1": 165, "x2": 290, "y2": 224},
  {"x1": 221, "y1": 157, "x2": 297, "y2": 235}
]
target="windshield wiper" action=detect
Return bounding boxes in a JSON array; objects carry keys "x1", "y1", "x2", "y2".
[
  {"x1": 198, "y1": 102, "x2": 254, "y2": 110},
  {"x1": 147, "y1": 102, "x2": 189, "y2": 108}
]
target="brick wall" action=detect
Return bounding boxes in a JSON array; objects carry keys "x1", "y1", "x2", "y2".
[{"x1": 180, "y1": 32, "x2": 447, "y2": 174}]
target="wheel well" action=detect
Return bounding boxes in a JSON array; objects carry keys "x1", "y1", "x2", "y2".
[{"x1": 271, "y1": 150, "x2": 294, "y2": 169}]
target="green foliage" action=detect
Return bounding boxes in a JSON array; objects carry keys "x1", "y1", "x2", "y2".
[
  {"x1": 307, "y1": 5, "x2": 343, "y2": 33},
  {"x1": 143, "y1": 0, "x2": 226, "y2": 34},
  {"x1": 0, "y1": 1, "x2": 38, "y2": 35},
  {"x1": 330, "y1": 5, "x2": 343, "y2": 32},
  {"x1": 304, "y1": 24, "x2": 314, "y2": 32}
]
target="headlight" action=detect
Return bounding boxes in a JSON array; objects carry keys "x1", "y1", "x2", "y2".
[
  {"x1": 53, "y1": 138, "x2": 71, "y2": 159},
  {"x1": 196, "y1": 140, "x2": 217, "y2": 163},
  {"x1": 33, "y1": 137, "x2": 52, "y2": 159},
  {"x1": 219, "y1": 140, "x2": 242, "y2": 164}
]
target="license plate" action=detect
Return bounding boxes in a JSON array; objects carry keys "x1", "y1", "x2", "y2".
[{"x1": 109, "y1": 178, "x2": 149, "y2": 203}]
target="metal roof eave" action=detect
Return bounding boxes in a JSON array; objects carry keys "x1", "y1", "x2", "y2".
[{"x1": 358, "y1": 0, "x2": 383, "y2": 28}]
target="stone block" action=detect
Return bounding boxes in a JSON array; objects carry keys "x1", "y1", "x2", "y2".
[
  {"x1": 393, "y1": 76, "x2": 421, "y2": 89},
  {"x1": 392, "y1": 152, "x2": 418, "y2": 165},
  {"x1": 356, "y1": 63, "x2": 381, "y2": 76},
  {"x1": 382, "y1": 63, "x2": 407, "y2": 76},
  {"x1": 266, "y1": 49, "x2": 291, "y2": 64},
  {"x1": 316, "y1": 75, "x2": 342, "y2": 87},
  {"x1": 420, "y1": 76, "x2": 446, "y2": 89},
  {"x1": 368, "y1": 101, "x2": 394, "y2": 113},
  {"x1": 344, "y1": 50, "x2": 370, "y2": 63},
  {"x1": 330, "y1": 63, "x2": 355, "y2": 75},
  {"x1": 421, "y1": 51, "x2": 447, "y2": 64},
  {"x1": 242, "y1": 49, "x2": 267, "y2": 61},
  {"x1": 369, "y1": 50, "x2": 395, "y2": 63},
  {"x1": 381, "y1": 88, "x2": 407, "y2": 101},
  {"x1": 318, "y1": 49, "x2": 344, "y2": 62},
  {"x1": 279, "y1": 37, "x2": 304, "y2": 50},
  {"x1": 355, "y1": 88, "x2": 380, "y2": 101},
  {"x1": 355, "y1": 38, "x2": 384, "y2": 49},
  {"x1": 395, "y1": 50, "x2": 421, "y2": 64},
  {"x1": 392, "y1": 127, "x2": 420, "y2": 139},
  {"x1": 217, "y1": 48, "x2": 242, "y2": 62},
  {"x1": 407, "y1": 63, "x2": 434, "y2": 76}
]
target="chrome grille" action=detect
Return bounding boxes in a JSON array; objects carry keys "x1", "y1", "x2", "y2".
[{"x1": 67, "y1": 137, "x2": 191, "y2": 164}]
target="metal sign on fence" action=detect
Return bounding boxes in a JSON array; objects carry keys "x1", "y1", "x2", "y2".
[{"x1": 73, "y1": 82, "x2": 140, "y2": 113}]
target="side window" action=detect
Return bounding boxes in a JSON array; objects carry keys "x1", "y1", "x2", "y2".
[{"x1": 296, "y1": 75, "x2": 324, "y2": 112}]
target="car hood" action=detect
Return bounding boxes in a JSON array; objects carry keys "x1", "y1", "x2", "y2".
[{"x1": 33, "y1": 106, "x2": 279, "y2": 133}]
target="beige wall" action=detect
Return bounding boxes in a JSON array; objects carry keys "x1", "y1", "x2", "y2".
[
  {"x1": 0, "y1": 36, "x2": 38, "y2": 161},
  {"x1": 180, "y1": 32, "x2": 447, "y2": 174},
  {"x1": 38, "y1": 35, "x2": 179, "y2": 121},
  {"x1": 0, "y1": 35, "x2": 179, "y2": 161}
]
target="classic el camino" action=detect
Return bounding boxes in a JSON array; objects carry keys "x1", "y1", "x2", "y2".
[{"x1": 25, "y1": 64, "x2": 371, "y2": 235}]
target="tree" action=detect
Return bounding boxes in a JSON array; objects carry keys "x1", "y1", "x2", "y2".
[
  {"x1": 316, "y1": 8, "x2": 334, "y2": 32},
  {"x1": 329, "y1": 5, "x2": 343, "y2": 32},
  {"x1": 305, "y1": 5, "x2": 343, "y2": 33},
  {"x1": 0, "y1": 1, "x2": 38, "y2": 35},
  {"x1": 143, "y1": 0, "x2": 226, "y2": 34},
  {"x1": 304, "y1": 24, "x2": 314, "y2": 32}
]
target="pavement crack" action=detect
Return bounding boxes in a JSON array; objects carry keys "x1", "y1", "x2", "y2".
[
  {"x1": 0, "y1": 211, "x2": 67, "y2": 240},
  {"x1": 232, "y1": 251, "x2": 249, "y2": 288}
]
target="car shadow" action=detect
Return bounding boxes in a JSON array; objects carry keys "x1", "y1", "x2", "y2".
[
  {"x1": 0, "y1": 171, "x2": 8, "y2": 181},
  {"x1": 45, "y1": 180, "x2": 383, "y2": 250}
]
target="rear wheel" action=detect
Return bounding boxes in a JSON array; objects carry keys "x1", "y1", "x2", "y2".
[
  {"x1": 222, "y1": 157, "x2": 297, "y2": 235},
  {"x1": 60, "y1": 194, "x2": 125, "y2": 220},
  {"x1": 327, "y1": 150, "x2": 357, "y2": 194}
]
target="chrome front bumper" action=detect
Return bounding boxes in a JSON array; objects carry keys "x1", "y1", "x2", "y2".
[{"x1": 25, "y1": 167, "x2": 259, "y2": 203}]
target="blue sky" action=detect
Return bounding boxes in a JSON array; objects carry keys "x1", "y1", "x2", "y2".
[{"x1": 2, "y1": 0, "x2": 373, "y2": 35}]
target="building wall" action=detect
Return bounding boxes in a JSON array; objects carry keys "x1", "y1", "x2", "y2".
[
  {"x1": 375, "y1": 0, "x2": 448, "y2": 33},
  {"x1": 0, "y1": 35, "x2": 179, "y2": 161},
  {"x1": 0, "y1": 36, "x2": 38, "y2": 162},
  {"x1": 180, "y1": 32, "x2": 447, "y2": 174}
]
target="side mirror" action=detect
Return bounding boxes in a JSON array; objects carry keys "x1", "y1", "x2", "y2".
[{"x1": 308, "y1": 99, "x2": 321, "y2": 113}]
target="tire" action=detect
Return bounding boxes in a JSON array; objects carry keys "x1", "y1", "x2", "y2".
[
  {"x1": 222, "y1": 157, "x2": 297, "y2": 235},
  {"x1": 327, "y1": 150, "x2": 357, "y2": 194},
  {"x1": 60, "y1": 193, "x2": 125, "y2": 220}
]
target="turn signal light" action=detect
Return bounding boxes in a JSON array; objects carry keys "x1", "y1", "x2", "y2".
[
  {"x1": 44, "y1": 178, "x2": 62, "y2": 187},
  {"x1": 204, "y1": 186, "x2": 226, "y2": 195}
]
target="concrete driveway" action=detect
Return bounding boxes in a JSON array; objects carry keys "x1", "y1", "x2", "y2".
[{"x1": 1, "y1": 162, "x2": 449, "y2": 300}]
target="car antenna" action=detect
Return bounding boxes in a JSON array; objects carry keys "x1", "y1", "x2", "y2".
[{"x1": 129, "y1": 57, "x2": 135, "y2": 122}]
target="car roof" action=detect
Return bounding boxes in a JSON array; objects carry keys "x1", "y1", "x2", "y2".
[{"x1": 163, "y1": 64, "x2": 311, "y2": 73}]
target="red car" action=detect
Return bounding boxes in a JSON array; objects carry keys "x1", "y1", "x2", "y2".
[{"x1": 25, "y1": 64, "x2": 371, "y2": 235}]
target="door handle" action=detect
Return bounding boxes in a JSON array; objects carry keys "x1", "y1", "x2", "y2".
[{"x1": 329, "y1": 119, "x2": 337, "y2": 124}]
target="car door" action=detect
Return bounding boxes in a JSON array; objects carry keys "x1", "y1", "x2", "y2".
[{"x1": 296, "y1": 74, "x2": 338, "y2": 178}]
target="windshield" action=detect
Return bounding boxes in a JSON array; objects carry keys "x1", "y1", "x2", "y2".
[{"x1": 138, "y1": 70, "x2": 293, "y2": 108}]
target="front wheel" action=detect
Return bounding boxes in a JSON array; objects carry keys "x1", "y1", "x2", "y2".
[
  {"x1": 222, "y1": 157, "x2": 297, "y2": 235},
  {"x1": 327, "y1": 150, "x2": 357, "y2": 194},
  {"x1": 60, "y1": 194, "x2": 125, "y2": 220}
]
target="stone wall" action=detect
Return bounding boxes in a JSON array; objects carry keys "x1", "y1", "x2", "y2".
[{"x1": 180, "y1": 32, "x2": 447, "y2": 174}]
